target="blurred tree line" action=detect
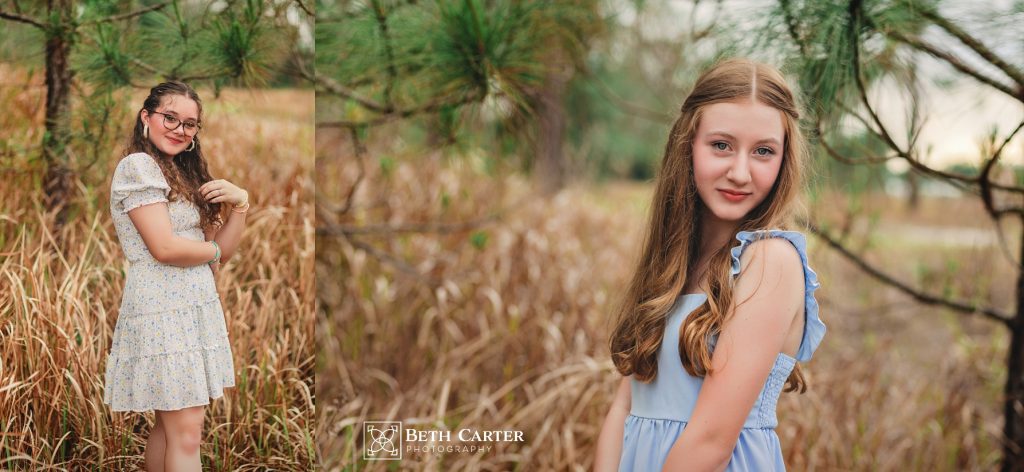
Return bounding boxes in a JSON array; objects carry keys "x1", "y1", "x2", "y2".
[{"x1": 318, "y1": 0, "x2": 904, "y2": 198}]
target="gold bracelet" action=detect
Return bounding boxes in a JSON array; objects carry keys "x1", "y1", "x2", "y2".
[{"x1": 231, "y1": 201, "x2": 250, "y2": 214}]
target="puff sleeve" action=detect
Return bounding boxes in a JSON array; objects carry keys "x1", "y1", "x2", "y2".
[
  {"x1": 110, "y1": 153, "x2": 170, "y2": 214},
  {"x1": 729, "y1": 229, "x2": 826, "y2": 362}
]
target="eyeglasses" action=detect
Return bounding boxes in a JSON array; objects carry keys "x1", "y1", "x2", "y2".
[{"x1": 151, "y1": 110, "x2": 201, "y2": 136}]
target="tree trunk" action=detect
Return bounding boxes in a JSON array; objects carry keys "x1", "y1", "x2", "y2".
[
  {"x1": 904, "y1": 171, "x2": 919, "y2": 211},
  {"x1": 533, "y1": 61, "x2": 571, "y2": 196},
  {"x1": 42, "y1": 0, "x2": 75, "y2": 228},
  {"x1": 1003, "y1": 230, "x2": 1024, "y2": 472}
]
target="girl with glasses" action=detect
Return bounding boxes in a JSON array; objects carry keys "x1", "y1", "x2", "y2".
[{"x1": 104, "y1": 81, "x2": 250, "y2": 471}]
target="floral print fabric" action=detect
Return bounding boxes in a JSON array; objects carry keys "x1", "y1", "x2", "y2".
[{"x1": 103, "y1": 152, "x2": 235, "y2": 412}]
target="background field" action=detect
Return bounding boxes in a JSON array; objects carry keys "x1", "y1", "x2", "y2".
[
  {"x1": 0, "y1": 67, "x2": 316, "y2": 470},
  {"x1": 317, "y1": 130, "x2": 1014, "y2": 471}
]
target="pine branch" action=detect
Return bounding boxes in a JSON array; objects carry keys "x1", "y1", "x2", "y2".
[
  {"x1": 803, "y1": 220, "x2": 1013, "y2": 326},
  {"x1": 81, "y1": 2, "x2": 171, "y2": 27},
  {"x1": 0, "y1": 10, "x2": 44, "y2": 29}
]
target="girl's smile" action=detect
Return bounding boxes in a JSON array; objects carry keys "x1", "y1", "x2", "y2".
[{"x1": 717, "y1": 188, "x2": 752, "y2": 202}]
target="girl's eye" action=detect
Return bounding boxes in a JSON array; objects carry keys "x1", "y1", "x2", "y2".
[
  {"x1": 712, "y1": 142, "x2": 729, "y2": 151},
  {"x1": 755, "y1": 147, "x2": 775, "y2": 156}
]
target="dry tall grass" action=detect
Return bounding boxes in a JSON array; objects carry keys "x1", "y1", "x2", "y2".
[
  {"x1": 317, "y1": 128, "x2": 1010, "y2": 470},
  {"x1": 0, "y1": 68, "x2": 316, "y2": 470}
]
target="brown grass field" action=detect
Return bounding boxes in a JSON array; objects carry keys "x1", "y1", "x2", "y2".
[
  {"x1": 317, "y1": 126, "x2": 1014, "y2": 470},
  {"x1": 0, "y1": 66, "x2": 316, "y2": 470}
]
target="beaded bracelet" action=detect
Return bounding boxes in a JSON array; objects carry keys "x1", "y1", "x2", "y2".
[
  {"x1": 208, "y1": 240, "x2": 221, "y2": 265},
  {"x1": 231, "y1": 201, "x2": 250, "y2": 214}
]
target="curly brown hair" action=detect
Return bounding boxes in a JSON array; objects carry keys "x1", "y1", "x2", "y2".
[
  {"x1": 609, "y1": 58, "x2": 810, "y2": 393},
  {"x1": 123, "y1": 81, "x2": 222, "y2": 232}
]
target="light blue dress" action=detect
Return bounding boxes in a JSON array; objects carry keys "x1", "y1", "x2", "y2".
[{"x1": 618, "y1": 229, "x2": 825, "y2": 471}]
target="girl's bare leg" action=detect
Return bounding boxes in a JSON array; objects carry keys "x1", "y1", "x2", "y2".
[
  {"x1": 144, "y1": 411, "x2": 167, "y2": 472},
  {"x1": 159, "y1": 405, "x2": 205, "y2": 472}
]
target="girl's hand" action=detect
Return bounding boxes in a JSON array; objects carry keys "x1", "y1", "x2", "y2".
[
  {"x1": 209, "y1": 261, "x2": 220, "y2": 276},
  {"x1": 200, "y1": 179, "x2": 248, "y2": 206}
]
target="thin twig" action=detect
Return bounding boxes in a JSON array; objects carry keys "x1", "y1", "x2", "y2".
[
  {"x1": 81, "y1": 2, "x2": 171, "y2": 26},
  {"x1": 319, "y1": 213, "x2": 504, "y2": 237},
  {"x1": 347, "y1": 237, "x2": 436, "y2": 285},
  {"x1": 980, "y1": 120, "x2": 1024, "y2": 218},
  {"x1": 885, "y1": 29, "x2": 1021, "y2": 102},
  {"x1": 340, "y1": 127, "x2": 365, "y2": 215},
  {"x1": 918, "y1": 8, "x2": 1024, "y2": 88},
  {"x1": 848, "y1": 32, "x2": 1024, "y2": 194},
  {"x1": 803, "y1": 219, "x2": 1013, "y2": 326},
  {"x1": 0, "y1": 10, "x2": 44, "y2": 29},
  {"x1": 317, "y1": 93, "x2": 483, "y2": 128},
  {"x1": 293, "y1": 0, "x2": 314, "y2": 18},
  {"x1": 315, "y1": 75, "x2": 389, "y2": 112},
  {"x1": 370, "y1": 0, "x2": 398, "y2": 109}
]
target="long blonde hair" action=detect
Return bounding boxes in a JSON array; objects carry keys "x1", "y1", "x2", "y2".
[{"x1": 609, "y1": 58, "x2": 810, "y2": 393}]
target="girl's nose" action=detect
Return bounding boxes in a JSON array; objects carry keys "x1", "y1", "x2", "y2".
[{"x1": 727, "y1": 155, "x2": 752, "y2": 185}]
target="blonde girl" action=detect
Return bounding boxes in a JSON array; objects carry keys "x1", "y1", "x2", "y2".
[{"x1": 595, "y1": 58, "x2": 826, "y2": 472}]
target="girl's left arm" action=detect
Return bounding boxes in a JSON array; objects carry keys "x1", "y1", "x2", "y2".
[
  {"x1": 660, "y1": 238, "x2": 805, "y2": 472},
  {"x1": 200, "y1": 179, "x2": 248, "y2": 265},
  {"x1": 211, "y1": 204, "x2": 247, "y2": 264}
]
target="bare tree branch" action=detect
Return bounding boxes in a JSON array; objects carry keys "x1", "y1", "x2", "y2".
[
  {"x1": 346, "y1": 236, "x2": 436, "y2": 285},
  {"x1": 81, "y1": 2, "x2": 171, "y2": 27},
  {"x1": 340, "y1": 127, "x2": 365, "y2": 215},
  {"x1": 129, "y1": 57, "x2": 167, "y2": 78},
  {"x1": 885, "y1": 29, "x2": 1022, "y2": 102},
  {"x1": 293, "y1": 0, "x2": 314, "y2": 18},
  {"x1": 803, "y1": 220, "x2": 1013, "y2": 326},
  {"x1": 317, "y1": 93, "x2": 483, "y2": 128},
  {"x1": 980, "y1": 120, "x2": 1024, "y2": 218},
  {"x1": 370, "y1": 0, "x2": 399, "y2": 109},
  {"x1": 590, "y1": 73, "x2": 674, "y2": 123},
  {"x1": 319, "y1": 213, "x2": 504, "y2": 237},
  {"x1": 815, "y1": 120, "x2": 899, "y2": 165},
  {"x1": 315, "y1": 75, "x2": 390, "y2": 113},
  {"x1": 918, "y1": 8, "x2": 1024, "y2": 88},
  {"x1": 847, "y1": 38, "x2": 1024, "y2": 194},
  {"x1": 0, "y1": 10, "x2": 44, "y2": 29}
]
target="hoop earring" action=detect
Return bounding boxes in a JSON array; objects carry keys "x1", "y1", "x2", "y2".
[
  {"x1": 186, "y1": 139, "x2": 196, "y2": 152},
  {"x1": 143, "y1": 123, "x2": 149, "y2": 139}
]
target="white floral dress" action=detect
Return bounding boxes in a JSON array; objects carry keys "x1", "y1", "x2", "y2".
[{"x1": 103, "y1": 152, "x2": 235, "y2": 412}]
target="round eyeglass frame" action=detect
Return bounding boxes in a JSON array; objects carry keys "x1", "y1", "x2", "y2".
[{"x1": 149, "y1": 110, "x2": 202, "y2": 136}]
